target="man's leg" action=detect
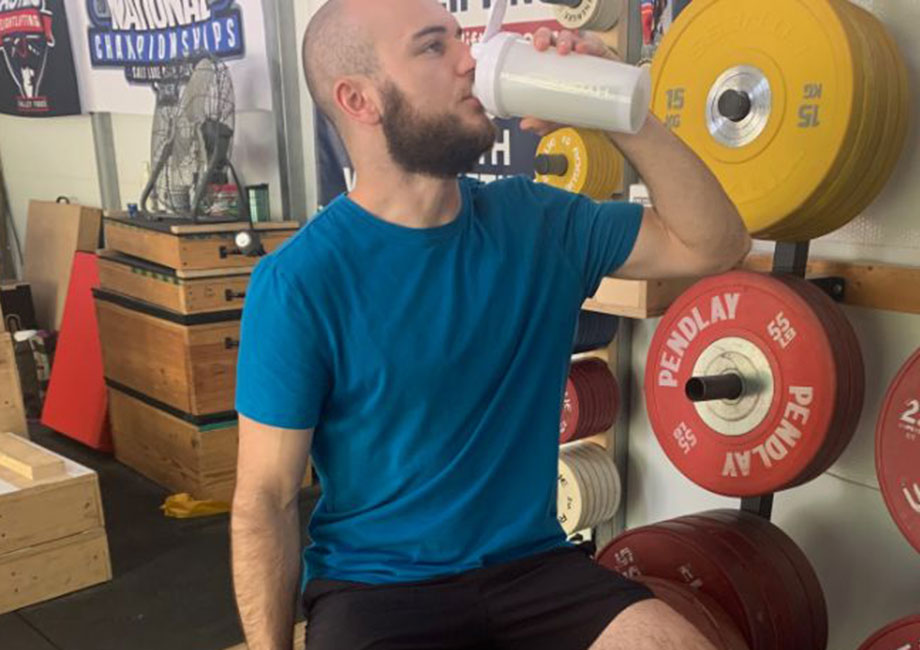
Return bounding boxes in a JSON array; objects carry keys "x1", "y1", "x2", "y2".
[
  {"x1": 482, "y1": 547, "x2": 656, "y2": 650},
  {"x1": 588, "y1": 599, "x2": 719, "y2": 650}
]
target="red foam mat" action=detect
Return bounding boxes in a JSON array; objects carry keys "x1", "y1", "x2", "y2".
[{"x1": 41, "y1": 252, "x2": 111, "y2": 451}]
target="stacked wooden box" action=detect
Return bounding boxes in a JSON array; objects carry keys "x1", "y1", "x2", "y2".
[
  {"x1": 0, "y1": 333, "x2": 27, "y2": 438},
  {"x1": 0, "y1": 432, "x2": 111, "y2": 613},
  {"x1": 95, "y1": 216, "x2": 302, "y2": 502}
]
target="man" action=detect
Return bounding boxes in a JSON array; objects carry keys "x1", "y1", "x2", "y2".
[{"x1": 231, "y1": 0, "x2": 750, "y2": 648}]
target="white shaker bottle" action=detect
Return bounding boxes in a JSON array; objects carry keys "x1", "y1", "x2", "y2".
[{"x1": 471, "y1": 0, "x2": 650, "y2": 135}]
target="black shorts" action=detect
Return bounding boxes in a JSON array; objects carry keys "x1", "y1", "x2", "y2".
[{"x1": 302, "y1": 546, "x2": 654, "y2": 650}]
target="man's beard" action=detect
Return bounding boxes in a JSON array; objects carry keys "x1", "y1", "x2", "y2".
[{"x1": 380, "y1": 81, "x2": 497, "y2": 178}]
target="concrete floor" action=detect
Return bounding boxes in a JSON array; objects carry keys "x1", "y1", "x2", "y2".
[{"x1": 1, "y1": 424, "x2": 316, "y2": 650}]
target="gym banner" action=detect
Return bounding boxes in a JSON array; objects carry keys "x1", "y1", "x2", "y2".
[
  {"x1": 67, "y1": 0, "x2": 271, "y2": 114},
  {"x1": 314, "y1": 0, "x2": 561, "y2": 207},
  {"x1": 0, "y1": 0, "x2": 81, "y2": 116}
]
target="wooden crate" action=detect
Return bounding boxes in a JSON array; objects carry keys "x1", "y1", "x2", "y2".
[
  {"x1": 0, "y1": 333, "x2": 27, "y2": 437},
  {"x1": 108, "y1": 387, "x2": 239, "y2": 502},
  {"x1": 583, "y1": 276, "x2": 699, "y2": 319},
  {"x1": 23, "y1": 201, "x2": 102, "y2": 330},
  {"x1": 97, "y1": 251, "x2": 252, "y2": 315},
  {"x1": 0, "y1": 432, "x2": 111, "y2": 613},
  {"x1": 94, "y1": 289, "x2": 239, "y2": 417},
  {"x1": 108, "y1": 387, "x2": 311, "y2": 503},
  {"x1": 103, "y1": 217, "x2": 299, "y2": 271}
]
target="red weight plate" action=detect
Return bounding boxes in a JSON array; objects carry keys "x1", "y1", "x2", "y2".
[
  {"x1": 785, "y1": 286, "x2": 854, "y2": 486},
  {"x1": 576, "y1": 362, "x2": 599, "y2": 436},
  {"x1": 587, "y1": 366, "x2": 609, "y2": 433},
  {"x1": 572, "y1": 358, "x2": 615, "y2": 439},
  {"x1": 876, "y1": 347, "x2": 920, "y2": 553},
  {"x1": 596, "y1": 368, "x2": 619, "y2": 432},
  {"x1": 709, "y1": 509, "x2": 828, "y2": 650},
  {"x1": 797, "y1": 294, "x2": 863, "y2": 485},
  {"x1": 645, "y1": 270, "x2": 839, "y2": 496},
  {"x1": 571, "y1": 361, "x2": 591, "y2": 439},
  {"x1": 584, "y1": 359, "x2": 610, "y2": 434},
  {"x1": 772, "y1": 274, "x2": 864, "y2": 488},
  {"x1": 597, "y1": 523, "x2": 774, "y2": 650},
  {"x1": 655, "y1": 520, "x2": 778, "y2": 650},
  {"x1": 560, "y1": 375, "x2": 580, "y2": 443},
  {"x1": 700, "y1": 510, "x2": 822, "y2": 649},
  {"x1": 637, "y1": 576, "x2": 750, "y2": 650},
  {"x1": 859, "y1": 614, "x2": 920, "y2": 650},
  {"x1": 766, "y1": 278, "x2": 847, "y2": 486},
  {"x1": 679, "y1": 513, "x2": 810, "y2": 649}
]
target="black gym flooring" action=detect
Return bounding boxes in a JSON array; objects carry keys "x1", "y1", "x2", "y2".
[{"x1": 1, "y1": 423, "x2": 318, "y2": 650}]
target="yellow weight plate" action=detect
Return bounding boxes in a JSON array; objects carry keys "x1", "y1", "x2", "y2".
[
  {"x1": 595, "y1": 132, "x2": 624, "y2": 198},
  {"x1": 768, "y1": 0, "x2": 874, "y2": 241},
  {"x1": 819, "y1": 0, "x2": 884, "y2": 233},
  {"x1": 845, "y1": 4, "x2": 910, "y2": 214},
  {"x1": 650, "y1": 0, "x2": 857, "y2": 238},
  {"x1": 801, "y1": 0, "x2": 886, "y2": 239},
  {"x1": 586, "y1": 130, "x2": 623, "y2": 199},
  {"x1": 582, "y1": 131, "x2": 606, "y2": 198},
  {"x1": 791, "y1": 2, "x2": 905, "y2": 241},
  {"x1": 535, "y1": 128, "x2": 591, "y2": 195},
  {"x1": 535, "y1": 128, "x2": 623, "y2": 200}
]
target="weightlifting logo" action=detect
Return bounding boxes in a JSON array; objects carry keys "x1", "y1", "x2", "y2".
[
  {"x1": 85, "y1": 0, "x2": 245, "y2": 85},
  {"x1": 645, "y1": 271, "x2": 864, "y2": 496},
  {"x1": 0, "y1": 0, "x2": 55, "y2": 106}
]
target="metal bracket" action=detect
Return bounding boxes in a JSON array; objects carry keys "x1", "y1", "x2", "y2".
[
  {"x1": 741, "y1": 494, "x2": 774, "y2": 519},
  {"x1": 808, "y1": 276, "x2": 846, "y2": 302},
  {"x1": 772, "y1": 240, "x2": 810, "y2": 277}
]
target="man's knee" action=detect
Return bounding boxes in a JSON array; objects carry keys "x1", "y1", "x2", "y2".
[{"x1": 588, "y1": 598, "x2": 720, "y2": 650}]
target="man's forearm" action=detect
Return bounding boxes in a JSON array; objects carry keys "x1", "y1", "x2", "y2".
[
  {"x1": 231, "y1": 499, "x2": 301, "y2": 650},
  {"x1": 608, "y1": 115, "x2": 749, "y2": 259}
]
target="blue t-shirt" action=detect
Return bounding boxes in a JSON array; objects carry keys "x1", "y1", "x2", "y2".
[{"x1": 235, "y1": 176, "x2": 642, "y2": 588}]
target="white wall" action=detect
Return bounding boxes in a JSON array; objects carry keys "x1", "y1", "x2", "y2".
[
  {"x1": 625, "y1": 1, "x2": 920, "y2": 647},
  {"x1": 0, "y1": 113, "x2": 101, "y2": 274}
]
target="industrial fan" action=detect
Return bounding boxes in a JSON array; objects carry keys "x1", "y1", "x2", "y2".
[{"x1": 139, "y1": 54, "x2": 248, "y2": 223}]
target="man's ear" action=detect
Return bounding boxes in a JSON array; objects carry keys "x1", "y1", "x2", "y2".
[{"x1": 333, "y1": 77, "x2": 382, "y2": 126}]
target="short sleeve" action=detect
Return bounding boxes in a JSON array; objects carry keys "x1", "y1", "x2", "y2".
[
  {"x1": 235, "y1": 259, "x2": 331, "y2": 430},
  {"x1": 524, "y1": 179, "x2": 644, "y2": 298}
]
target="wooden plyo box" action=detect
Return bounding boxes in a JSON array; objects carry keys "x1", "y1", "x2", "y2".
[
  {"x1": 94, "y1": 289, "x2": 240, "y2": 417},
  {"x1": 103, "y1": 216, "x2": 300, "y2": 271},
  {"x1": 97, "y1": 250, "x2": 252, "y2": 315},
  {"x1": 0, "y1": 333, "x2": 27, "y2": 438},
  {"x1": 108, "y1": 387, "x2": 312, "y2": 503},
  {"x1": 0, "y1": 432, "x2": 111, "y2": 614},
  {"x1": 108, "y1": 387, "x2": 239, "y2": 503}
]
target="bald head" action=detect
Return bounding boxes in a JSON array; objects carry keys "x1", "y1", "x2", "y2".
[{"x1": 302, "y1": 0, "x2": 379, "y2": 126}]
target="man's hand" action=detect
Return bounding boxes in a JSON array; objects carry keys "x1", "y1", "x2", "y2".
[{"x1": 520, "y1": 28, "x2": 618, "y2": 137}]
